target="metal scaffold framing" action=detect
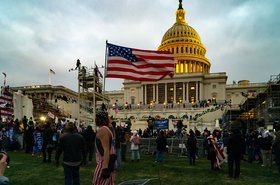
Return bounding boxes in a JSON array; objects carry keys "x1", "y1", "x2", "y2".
[{"x1": 77, "y1": 64, "x2": 108, "y2": 129}]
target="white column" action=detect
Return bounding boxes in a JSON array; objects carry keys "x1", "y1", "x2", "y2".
[
  {"x1": 183, "y1": 82, "x2": 185, "y2": 103},
  {"x1": 165, "y1": 83, "x2": 167, "y2": 103},
  {"x1": 153, "y1": 84, "x2": 155, "y2": 103},
  {"x1": 144, "y1": 85, "x2": 147, "y2": 105},
  {"x1": 156, "y1": 84, "x2": 159, "y2": 104},
  {"x1": 199, "y1": 82, "x2": 203, "y2": 101},
  {"x1": 196, "y1": 81, "x2": 198, "y2": 102},
  {"x1": 173, "y1": 83, "x2": 176, "y2": 103},
  {"x1": 186, "y1": 82, "x2": 189, "y2": 103}
]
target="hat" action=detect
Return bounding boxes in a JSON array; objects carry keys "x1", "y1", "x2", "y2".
[
  {"x1": 66, "y1": 122, "x2": 75, "y2": 131},
  {"x1": 96, "y1": 110, "x2": 108, "y2": 118},
  {"x1": 95, "y1": 110, "x2": 109, "y2": 126},
  {"x1": 131, "y1": 130, "x2": 137, "y2": 135}
]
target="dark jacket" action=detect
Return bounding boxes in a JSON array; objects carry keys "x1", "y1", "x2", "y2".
[
  {"x1": 55, "y1": 131, "x2": 86, "y2": 164},
  {"x1": 187, "y1": 136, "x2": 197, "y2": 152},
  {"x1": 260, "y1": 135, "x2": 273, "y2": 150},
  {"x1": 82, "y1": 127, "x2": 96, "y2": 151},
  {"x1": 227, "y1": 131, "x2": 245, "y2": 158},
  {"x1": 156, "y1": 135, "x2": 167, "y2": 151}
]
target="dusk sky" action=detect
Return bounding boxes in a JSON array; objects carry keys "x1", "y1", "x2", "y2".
[{"x1": 1, "y1": 0, "x2": 279, "y2": 91}]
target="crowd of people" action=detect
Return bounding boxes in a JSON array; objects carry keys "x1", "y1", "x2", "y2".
[{"x1": 0, "y1": 114, "x2": 280, "y2": 184}]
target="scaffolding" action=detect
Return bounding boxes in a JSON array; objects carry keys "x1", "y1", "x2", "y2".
[
  {"x1": 266, "y1": 74, "x2": 280, "y2": 122},
  {"x1": 77, "y1": 66, "x2": 108, "y2": 127}
]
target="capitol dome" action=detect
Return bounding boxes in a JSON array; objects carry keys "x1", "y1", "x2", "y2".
[{"x1": 158, "y1": 0, "x2": 211, "y2": 74}]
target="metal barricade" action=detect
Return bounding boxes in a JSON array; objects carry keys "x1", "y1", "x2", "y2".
[{"x1": 118, "y1": 178, "x2": 158, "y2": 185}]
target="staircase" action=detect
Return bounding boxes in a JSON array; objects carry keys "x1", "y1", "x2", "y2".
[
  {"x1": 196, "y1": 106, "x2": 225, "y2": 123},
  {"x1": 32, "y1": 98, "x2": 69, "y2": 121}
]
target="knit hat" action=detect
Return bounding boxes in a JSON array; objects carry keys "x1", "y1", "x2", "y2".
[{"x1": 95, "y1": 110, "x2": 109, "y2": 126}]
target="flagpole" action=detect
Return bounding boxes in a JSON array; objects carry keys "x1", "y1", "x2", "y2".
[
  {"x1": 93, "y1": 61, "x2": 96, "y2": 130},
  {"x1": 2, "y1": 73, "x2": 6, "y2": 87},
  {"x1": 102, "y1": 40, "x2": 108, "y2": 103},
  {"x1": 77, "y1": 67, "x2": 81, "y2": 126},
  {"x1": 48, "y1": 69, "x2": 51, "y2": 85}
]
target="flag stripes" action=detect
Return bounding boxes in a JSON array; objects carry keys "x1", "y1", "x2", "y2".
[{"x1": 106, "y1": 43, "x2": 174, "y2": 81}]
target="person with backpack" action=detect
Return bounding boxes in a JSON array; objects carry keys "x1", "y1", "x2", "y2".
[{"x1": 260, "y1": 130, "x2": 273, "y2": 167}]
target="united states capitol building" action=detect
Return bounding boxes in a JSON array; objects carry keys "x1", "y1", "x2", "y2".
[
  {"x1": 9, "y1": 1, "x2": 279, "y2": 132},
  {"x1": 104, "y1": 1, "x2": 279, "y2": 131}
]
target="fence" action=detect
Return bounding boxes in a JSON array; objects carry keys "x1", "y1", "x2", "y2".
[{"x1": 137, "y1": 137, "x2": 205, "y2": 157}]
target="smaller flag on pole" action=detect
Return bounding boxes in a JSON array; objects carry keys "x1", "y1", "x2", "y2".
[
  {"x1": 48, "y1": 112, "x2": 55, "y2": 119},
  {"x1": 94, "y1": 64, "x2": 103, "y2": 78},
  {"x1": 50, "y1": 69, "x2": 55, "y2": 75}
]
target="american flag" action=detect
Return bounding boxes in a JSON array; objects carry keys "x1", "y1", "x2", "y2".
[
  {"x1": 48, "y1": 112, "x2": 55, "y2": 119},
  {"x1": 106, "y1": 43, "x2": 175, "y2": 81},
  {"x1": 0, "y1": 87, "x2": 13, "y2": 118}
]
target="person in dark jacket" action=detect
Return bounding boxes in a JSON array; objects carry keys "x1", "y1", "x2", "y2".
[
  {"x1": 155, "y1": 130, "x2": 167, "y2": 162},
  {"x1": 187, "y1": 130, "x2": 197, "y2": 165},
  {"x1": 81, "y1": 125, "x2": 95, "y2": 165},
  {"x1": 55, "y1": 122, "x2": 86, "y2": 185},
  {"x1": 42, "y1": 122, "x2": 54, "y2": 163},
  {"x1": 227, "y1": 129, "x2": 245, "y2": 179}
]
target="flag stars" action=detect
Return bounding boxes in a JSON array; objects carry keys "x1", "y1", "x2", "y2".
[{"x1": 108, "y1": 44, "x2": 137, "y2": 62}]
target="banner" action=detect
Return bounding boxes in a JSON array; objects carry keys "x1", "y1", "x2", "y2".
[{"x1": 154, "y1": 119, "x2": 169, "y2": 130}]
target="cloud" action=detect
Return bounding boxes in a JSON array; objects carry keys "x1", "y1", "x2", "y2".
[{"x1": 0, "y1": 0, "x2": 279, "y2": 91}]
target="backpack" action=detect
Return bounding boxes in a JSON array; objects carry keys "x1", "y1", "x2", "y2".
[{"x1": 133, "y1": 136, "x2": 141, "y2": 145}]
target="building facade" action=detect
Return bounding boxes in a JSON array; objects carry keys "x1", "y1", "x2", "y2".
[
  {"x1": 105, "y1": 1, "x2": 269, "y2": 131},
  {"x1": 122, "y1": 1, "x2": 227, "y2": 108}
]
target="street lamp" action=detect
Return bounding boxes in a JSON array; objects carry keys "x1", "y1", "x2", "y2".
[{"x1": 40, "y1": 116, "x2": 46, "y2": 122}]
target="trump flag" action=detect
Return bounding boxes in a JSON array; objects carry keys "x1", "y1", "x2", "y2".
[{"x1": 106, "y1": 43, "x2": 174, "y2": 81}]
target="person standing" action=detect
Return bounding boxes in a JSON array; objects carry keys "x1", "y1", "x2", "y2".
[
  {"x1": 155, "y1": 130, "x2": 167, "y2": 162},
  {"x1": 187, "y1": 130, "x2": 197, "y2": 165},
  {"x1": 227, "y1": 129, "x2": 245, "y2": 179},
  {"x1": 32, "y1": 126, "x2": 43, "y2": 157},
  {"x1": 272, "y1": 128, "x2": 280, "y2": 173},
  {"x1": 81, "y1": 125, "x2": 96, "y2": 165},
  {"x1": 114, "y1": 123, "x2": 124, "y2": 170},
  {"x1": 93, "y1": 110, "x2": 116, "y2": 185},
  {"x1": 55, "y1": 122, "x2": 86, "y2": 185},
  {"x1": 24, "y1": 125, "x2": 34, "y2": 154},
  {"x1": 42, "y1": 122, "x2": 54, "y2": 163},
  {"x1": 130, "y1": 130, "x2": 141, "y2": 162},
  {"x1": 260, "y1": 130, "x2": 273, "y2": 167}
]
